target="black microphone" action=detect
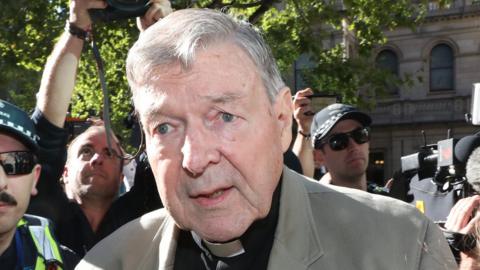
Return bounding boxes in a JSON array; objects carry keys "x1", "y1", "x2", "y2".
[{"x1": 454, "y1": 134, "x2": 480, "y2": 163}]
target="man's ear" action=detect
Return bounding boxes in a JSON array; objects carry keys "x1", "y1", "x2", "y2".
[
  {"x1": 62, "y1": 166, "x2": 69, "y2": 184},
  {"x1": 30, "y1": 164, "x2": 41, "y2": 196},
  {"x1": 313, "y1": 149, "x2": 326, "y2": 167},
  {"x1": 274, "y1": 87, "x2": 293, "y2": 153}
]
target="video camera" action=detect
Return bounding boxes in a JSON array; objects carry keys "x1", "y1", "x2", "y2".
[
  {"x1": 89, "y1": 0, "x2": 150, "y2": 22},
  {"x1": 400, "y1": 137, "x2": 465, "y2": 192}
]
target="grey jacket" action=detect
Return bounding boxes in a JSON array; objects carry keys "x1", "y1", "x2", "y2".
[{"x1": 77, "y1": 167, "x2": 456, "y2": 269}]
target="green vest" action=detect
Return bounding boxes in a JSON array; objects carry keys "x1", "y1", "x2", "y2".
[{"x1": 16, "y1": 214, "x2": 64, "y2": 270}]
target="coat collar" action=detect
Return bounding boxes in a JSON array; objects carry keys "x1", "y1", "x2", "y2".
[
  {"x1": 267, "y1": 167, "x2": 324, "y2": 269},
  {"x1": 157, "y1": 166, "x2": 324, "y2": 269}
]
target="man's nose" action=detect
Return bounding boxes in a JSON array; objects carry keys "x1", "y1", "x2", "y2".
[
  {"x1": 0, "y1": 166, "x2": 7, "y2": 191},
  {"x1": 90, "y1": 152, "x2": 105, "y2": 166},
  {"x1": 347, "y1": 136, "x2": 363, "y2": 150},
  {"x1": 181, "y1": 128, "x2": 220, "y2": 176}
]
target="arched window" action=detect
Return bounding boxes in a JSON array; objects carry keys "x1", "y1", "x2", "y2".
[
  {"x1": 376, "y1": 49, "x2": 399, "y2": 95},
  {"x1": 430, "y1": 44, "x2": 454, "y2": 91}
]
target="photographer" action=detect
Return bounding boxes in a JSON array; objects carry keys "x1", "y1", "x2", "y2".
[
  {"x1": 445, "y1": 140, "x2": 480, "y2": 269},
  {"x1": 27, "y1": 0, "x2": 171, "y2": 256}
]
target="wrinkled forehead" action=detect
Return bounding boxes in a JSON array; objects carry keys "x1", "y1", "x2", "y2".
[{"x1": 69, "y1": 126, "x2": 121, "y2": 153}]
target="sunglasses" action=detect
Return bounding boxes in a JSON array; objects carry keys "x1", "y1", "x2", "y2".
[
  {"x1": 0, "y1": 151, "x2": 38, "y2": 176},
  {"x1": 315, "y1": 127, "x2": 370, "y2": 151}
]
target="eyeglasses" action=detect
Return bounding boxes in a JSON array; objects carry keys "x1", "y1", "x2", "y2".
[
  {"x1": 0, "y1": 151, "x2": 38, "y2": 176},
  {"x1": 315, "y1": 127, "x2": 370, "y2": 151}
]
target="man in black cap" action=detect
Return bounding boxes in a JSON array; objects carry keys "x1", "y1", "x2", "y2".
[
  {"x1": 310, "y1": 103, "x2": 372, "y2": 191},
  {"x1": 0, "y1": 100, "x2": 78, "y2": 269}
]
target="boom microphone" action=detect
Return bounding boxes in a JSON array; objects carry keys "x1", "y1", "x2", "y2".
[
  {"x1": 455, "y1": 134, "x2": 480, "y2": 192},
  {"x1": 454, "y1": 134, "x2": 480, "y2": 163}
]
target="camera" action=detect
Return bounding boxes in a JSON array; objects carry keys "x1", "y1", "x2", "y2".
[
  {"x1": 400, "y1": 137, "x2": 464, "y2": 189},
  {"x1": 393, "y1": 134, "x2": 476, "y2": 223},
  {"x1": 89, "y1": 0, "x2": 151, "y2": 22}
]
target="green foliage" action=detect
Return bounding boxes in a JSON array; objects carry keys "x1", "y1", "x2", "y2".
[{"x1": 0, "y1": 0, "x2": 434, "y2": 150}]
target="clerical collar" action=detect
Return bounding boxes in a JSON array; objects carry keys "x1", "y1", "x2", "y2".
[
  {"x1": 191, "y1": 232, "x2": 245, "y2": 258},
  {"x1": 190, "y1": 177, "x2": 282, "y2": 259}
]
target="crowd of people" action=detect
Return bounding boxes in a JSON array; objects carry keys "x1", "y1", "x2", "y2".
[{"x1": 0, "y1": 0, "x2": 479, "y2": 269}]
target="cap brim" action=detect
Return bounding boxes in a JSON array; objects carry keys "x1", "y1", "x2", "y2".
[
  {"x1": 316, "y1": 111, "x2": 372, "y2": 141},
  {"x1": 0, "y1": 126, "x2": 38, "y2": 152}
]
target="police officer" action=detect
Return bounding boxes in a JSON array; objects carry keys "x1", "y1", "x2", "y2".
[{"x1": 0, "y1": 100, "x2": 78, "y2": 269}]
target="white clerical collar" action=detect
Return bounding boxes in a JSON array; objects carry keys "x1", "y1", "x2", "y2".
[{"x1": 191, "y1": 231, "x2": 245, "y2": 258}]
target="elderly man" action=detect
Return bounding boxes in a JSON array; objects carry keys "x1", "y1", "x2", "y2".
[
  {"x1": 78, "y1": 9, "x2": 456, "y2": 269},
  {"x1": 0, "y1": 100, "x2": 78, "y2": 269}
]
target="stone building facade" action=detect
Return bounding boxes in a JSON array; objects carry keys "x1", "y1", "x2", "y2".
[
  {"x1": 291, "y1": 1, "x2": 480, "y2": 183},
  {"x1": 368, "y1": 1, "x2": 480, "y2": 182}
]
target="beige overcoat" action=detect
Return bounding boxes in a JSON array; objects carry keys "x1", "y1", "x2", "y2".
[{"x1": 77, "y1": 167, "x2": 456, "y2": 270}]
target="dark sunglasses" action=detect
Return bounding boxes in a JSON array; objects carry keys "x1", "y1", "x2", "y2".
[
  {"x1": 315, "y1": 127, "x2": 370, "y2": 151},
  {"x1": 0, "y1": 151, "x2": 38, "y2": 176}
]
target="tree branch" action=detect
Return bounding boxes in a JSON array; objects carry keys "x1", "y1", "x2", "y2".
[{"x1": 248, "y1": 0, "x2": 277, "y2": 24}]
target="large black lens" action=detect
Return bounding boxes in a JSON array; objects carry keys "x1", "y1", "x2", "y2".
[
  {"x1": 328, "y1": 134, "x2": 349, "y2": 151},
  {"x1": 351, "y1": 128, "x2": 370, "y2": 144},
  {"x1": 107, "y1": 0, "x2": 149, "y2": 10},
  {"x1": 0, "y1": 151, "x2": 36, "y2": 176}
]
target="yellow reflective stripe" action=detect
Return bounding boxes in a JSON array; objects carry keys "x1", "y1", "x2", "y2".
[
  {"x1": 45, "y1": 226, "x2": 63, "y2": 264},
  {"x1": 35, "y1": 257, "x2": 46, "y2": 270},
  {"x1": 17, "y1": 218, "x2": 27, "y2": 227},
  {"x1": 29, "y1": 227, "x2": 42, "y2": 252},
  {"x1": 27, "y1": 224, "x2": 63, "y2": 269}
]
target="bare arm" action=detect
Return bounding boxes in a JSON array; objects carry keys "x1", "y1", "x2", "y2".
[
  {"x1": 36, "y1": 0, "x2": 106, "y2": 128},
  {"x1": 36, "y1": 0, "x2": 172, "y2": 128},
  {"x1": 291, "y1": 88, "x2": 315, "y2": 178}
]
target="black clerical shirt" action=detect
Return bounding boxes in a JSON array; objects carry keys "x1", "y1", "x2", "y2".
[{"x1": 173, "y1": 179, "x2": 281, "y2": 270}]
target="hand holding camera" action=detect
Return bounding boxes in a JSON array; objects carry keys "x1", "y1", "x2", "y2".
[
  {"x1": 88, "y1": 0, "x2": 172, "y2": 24},
  {"x1": 292, "y1": 88, "x2": 315, "y2": 135},
  {"x1": 69, "y1": 0, "x2": 108, "y2": 30}
]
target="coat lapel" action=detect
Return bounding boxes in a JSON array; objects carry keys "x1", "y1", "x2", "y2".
[{"x1": 267, "y1": 167, "x2": 324, "y2": 270}]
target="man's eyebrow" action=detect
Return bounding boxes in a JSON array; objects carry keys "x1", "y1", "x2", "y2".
[
  {"x1": 78, "y1": 143, "x2": 93, "y2": 150},
  {"x1": 202, "y1": 92, "x2": 246, "y2": 104}
]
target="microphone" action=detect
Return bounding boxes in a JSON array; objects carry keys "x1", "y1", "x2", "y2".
[
  {"x1": 455, "y1": 134, "x2": 480, "y2": 192},
  {"x1": 454, "y1": 134, "x2": 480, "y2": 163}
]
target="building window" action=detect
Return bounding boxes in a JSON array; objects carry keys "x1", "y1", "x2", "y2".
[
  {"x1": 375, "y1": 49, "x2": 399, "y2": 95},
  {"x1": 294, "y1": 54, "x2": 314, "y2": 92},
  {"x1": 368, "y1": 151, "x2": 385, "y2": 186},
  {"x1": 430, "y1": 44, "x2": 454, "y2": 91}
]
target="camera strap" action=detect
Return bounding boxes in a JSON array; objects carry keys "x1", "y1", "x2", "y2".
[{"x1": 88, "y1": 34, "x2": 144, "y2": 161}]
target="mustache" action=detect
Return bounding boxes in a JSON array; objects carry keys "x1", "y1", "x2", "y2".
[{"x1": 0, "y1": 192, "x2": 17, "y2": 206}]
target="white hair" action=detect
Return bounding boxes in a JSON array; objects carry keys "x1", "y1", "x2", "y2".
[{"x1": 126, "y1": 8, "x2": 285, "y2": 103}]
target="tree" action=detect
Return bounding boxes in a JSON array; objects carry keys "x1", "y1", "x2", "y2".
[{"x1": 0, "y1": 0, "x2": 444, "y2": 149}]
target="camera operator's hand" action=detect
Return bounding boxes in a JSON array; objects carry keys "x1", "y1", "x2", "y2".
[
  {"x1": 445, "y1": 195, "x2": 480, "y2": 234},
  {"x1": 293, "y1": 88, "x2": 315, "y2": 135},
  {"x1": 445, "y1": 196, "x2": 480, "y2": 268},
  {"x1": 69, "y1": 0, "x2": 107, "y2": 30},
  {"x1": 137, "y1": 0, "x2": 173, "y2": 32}
]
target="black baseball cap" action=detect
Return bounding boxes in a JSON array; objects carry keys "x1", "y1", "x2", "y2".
[
  {"x1": 0, "y1": 99, "x2": 39, "y2": 152},
  {"x1": 310, "y1": 103, "x2": 372, "y2": 143}
]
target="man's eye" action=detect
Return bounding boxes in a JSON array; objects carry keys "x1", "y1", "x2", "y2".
[
  {"x1": 155, "y1": 123, "x2": 171, "y2": 135},
  {"x1": 221, "y1": 112, "x2": 235, "y2": 123},
  {"x1": 79, "y1": 147, "x2": 93, "y2": 158},
  {"x1": 104, "y1": 149, "x2": 113, "y2": 157}
]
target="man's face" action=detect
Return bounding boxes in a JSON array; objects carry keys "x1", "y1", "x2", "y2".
[
  {"x1": 134, "y1": 42, "x2": 292, "y2": 242},
  {"x1": 313, "y1": 119, "x2": 369, "y2": 181},
  {"x1": 0, "y1": 133, "x2": 40, "y2": 237},
  {"x1": 64, "y1": 127, "x2": 123, "y2": 202}
]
